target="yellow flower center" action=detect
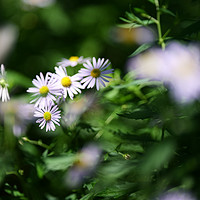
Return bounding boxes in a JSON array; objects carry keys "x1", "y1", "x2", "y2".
[
  {"x1": 61, "y1": 76, "x2": 72, "y2": 87},
  {"x1": 69, "y1": 56, "x2": 79, "y2": 62},
  {"x1": 39, "y1": 86, "x2": 49, "y2": 96},
  {"x1": 91, "y1": 68, "x2": 101, "y2": 78},
  {"x1": 43, "y1": 112, "x2": 51, "y2": 121}
]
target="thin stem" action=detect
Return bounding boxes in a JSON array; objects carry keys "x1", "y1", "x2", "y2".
[
  {"x1": 161, "y1": 127, "x2": 165, "y2": 140},
  {"x1": 154, "y1": 0, "x2": 165, "y2": 50},
  {"x1": 21, "y1": 137, "x2": 51, "y2": 150}
]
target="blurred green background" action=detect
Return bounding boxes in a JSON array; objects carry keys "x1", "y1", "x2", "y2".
[
  {"x1": 0, "y1": 0, "x2": 135, "y2": 78},
  {"x1": 1, "y1": 0, "x2": 200, "y2": 199}
]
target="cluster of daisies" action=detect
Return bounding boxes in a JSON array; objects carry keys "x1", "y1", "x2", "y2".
[{"x1": 27, "y1": 56, "x2": 114, "y2": 132}]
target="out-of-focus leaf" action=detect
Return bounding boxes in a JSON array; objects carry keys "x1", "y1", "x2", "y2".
[
  {"x1": 65, "y1": 194, "x2": 77, "y2": 200},
  {"x1": 79, "y1": 193, "x2": 93, "y2": 200},
  {"x1": 140, "y1": 139, "x2": 176, "y2": 174},
  {"x1": 118, "y1": 22, "x2": 142, "y2": 29},
  {"x1": 134, "y1": 8, "x2": 147, "y2": 14},
  {"x1": 36, "y1": 162, "x2": 45, "y2": 179},
  {"x1": 118, "y1": 107, "x2": 157, "y2": 120},
  {"x1": 129, "y1": 43, "x2": 153, "y2": 57},
  {"x1": 7, "y1": 70, "x2": 32, "y2": 88},
  {"x1": 114, "y1": 132, "x2": 156, "y2": 143},
  {"x1": 112, "y1": 79, "x2": 162, "y2": 89},
  {"x1": 182, "y1": 19, "x2": 200, "y2": 35},
  {"x1": 148, "y1": 0, "x2": 155, "y2": 4},
  {"x1": 159, "y1": 8, "x2": 176, "y2": 17},
  {"x1": 44, "y1": 154, "x2": 76, "y2": 171}
]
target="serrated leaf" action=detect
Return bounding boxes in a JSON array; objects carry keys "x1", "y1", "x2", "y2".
[
  {"x1": 129, "y1": 43, "x2": 153, "y2": 57},
  {"x1": 118, "y1": 107, "x2": 156, "y2": 120},
  {"x1": 114, "y1": 132, "x2": 156, "y2": 142}
]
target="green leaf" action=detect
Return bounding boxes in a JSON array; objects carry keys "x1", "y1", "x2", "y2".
[
  {"x1": 134, "y1": 8, "x2": 147, "y2": 14},
  {"x1": 44, "y1": 154, "x2": 76, "y2": 171},
  {"x1": 80, "y1": 194, "x2": 93, "y2": 200},
  {"x1": 182, "y1": 19, "x2": 200, "y2": 36},
  {"x1": 7, "y1": 70, "x2": 32, "y2": 88},
  {"x1": 129, "y1": 43, "x2": 153, "y2": 57},
  {"x1": 36, "y1": 162, "x2": 45, "y2": 179},
  {"x1": 159, "y1": 8, "x2": 176, "y2": 17},
  {"x1": 112, "y1": 78, "x2": 162, "y2": 89},
  {"x1": 141, "y1": 140, "x2": 176, "y2": 174},
  {"x1": 118, "y1": 106, "x2": 157, "y2": 120},
  {"x1": 147, "y1": 0, "x2": 155, "y2": 4},
  {"x1": 118, "y1": 23, "x2": 142, "y2": 29}
]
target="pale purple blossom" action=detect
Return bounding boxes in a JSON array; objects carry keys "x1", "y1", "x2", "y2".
[
  {"x1": 62, "y1": 93, "x2": 96, "y2": 126},
  {"x1": 78, "y1": 57, "x2": 114, "y2": 90},
  {"x1": 128, "y1": 42, "x2": 200, "y2": 103},
  {"x1": 163, "y1": 42, "x2": 200, "y2": 103},
  {"x1": 127, "y1": 48, "x2": 167, "y2": 81},
  {"x1": 57, "y1": 56, "x2": 91, "y2": 67},
  {"x1": 54, "y1": 66, "x2": 83, "y2": 100},
  {"x1": 27, "y1": 72, "x2": 62, "y2": 108},
  {"x1": 22, "y1": 0, "x2": 55, "y2": 8},
  {"x1": 65, "y1": 144, "x2": 102, "y2": 188},
  {"x1": 34, "y1": 103, "x2": 61, "y2": 132},
  {"x1": 0, "y1": 99, "x2": 35, "y2": 136},
  {"x1": 158, "y1": 190, "x2": 197, "y2": 200}
]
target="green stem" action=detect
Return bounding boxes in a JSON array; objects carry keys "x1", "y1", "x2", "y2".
[
  {"x1": 161, "y1": 127, "x2": 165, "y2": 140},
  {"x1": 21, "y1": 137, "x2": 51, "y2": 150},
  {"x1": 155, "y1": 0, "x2": 165, "y2": 50}
]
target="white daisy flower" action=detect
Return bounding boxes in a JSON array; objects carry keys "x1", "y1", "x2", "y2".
[
  {"x1": 54, "y1": 66, "x2": 83, "y2": 100},
  {"x1": 0, "y1": 64, "x2": 10, "y2": 102},
  {"x1": 34, "y1": 103, "x2": 61, "y2": 132},
  {"x1": 27, "y1": 72, "x2": 62, "y2": 108},
  {"x1": 78, "y1": 57, "x2": 114, "y2": 90},
  {"x1": 57, "y1": 56, "x2": 91, "y2": 67}
]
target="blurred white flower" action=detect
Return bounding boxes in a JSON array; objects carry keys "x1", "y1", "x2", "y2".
[
  {"x1": 127, "y1": 48, "x2": 167, "y2": 81},
  {"x1": 0, "y1": 99, "x2": 35, "y2": 137},
  {"x1": 22, "y1": 0, "x2": 55, "y2": 8},
  {"x1": 0, "y1": 25, "x2": 18, "y2": 63},
  {"x1": 65, "y1": 144, "x2": 102, "y2": 188},
  {"x1": 128, "y1": 42, "x2": 200, "y2": 103},
  {"x1": 57, "y1": 56, "x2": 91, "y2": 67},
  {"x1": 163, "y1": 42, "x2": 200, "y2": 103},
  {"x1": 0, "y1": 64, "x2": 10, "y2": 102},
  {"x1": 111, "y1": 27, "x2": 155, "y2": 45},
  {"x1": 62, "y1": 93, "x2": 96, "y2": 126},
  {"x1": 158, "y1": 190, "x2": 197, "y2": 200}
]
